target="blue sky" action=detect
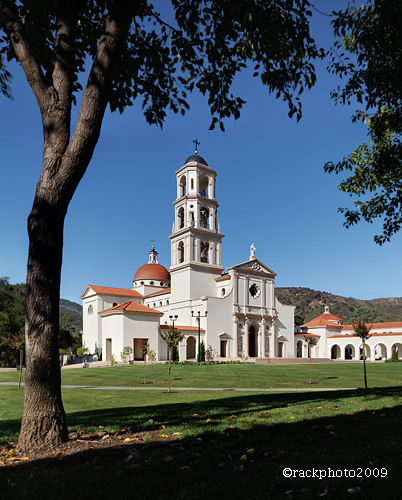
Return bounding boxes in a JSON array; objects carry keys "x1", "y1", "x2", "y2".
[{"x1": 1, "y1": 1, "x2": 401, "y2": 304}]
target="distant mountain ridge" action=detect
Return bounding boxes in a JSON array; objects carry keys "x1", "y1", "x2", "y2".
[{"x1": 275, "y1": 287, "x2": 402, "y2": 325}]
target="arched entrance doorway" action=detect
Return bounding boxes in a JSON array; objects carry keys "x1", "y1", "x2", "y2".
[
  {"x1": 391, "y1": 343, "x2": 402, "y2": 359},
  {"x1": 345, "y1": 344, "x2": 355, "y2": 360},
  {"x1": 359, "y1": 344, "x2": 370, "y2": 360},
  {"x1": 248, "y1": 325, "x2": 258, "y2": 357},
  {"x1": 374, "y1": 343, "x2": 387, "y2": 360},
  {"x1": 331, "y1": 345, "x2": 341, "y2": 359},
  {"x1": 296, "y1": 340, "x2": 303, "y2": 358},
  {"x1": 187, "y1": 336, "x2": 196, "y2": 359}
]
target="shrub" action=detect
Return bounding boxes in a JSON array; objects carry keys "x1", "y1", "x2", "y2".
[
  {"x1": 120, "y1": 346, "x2": 133, "y2": 363},
  {"x1": 109, "y1": 354, "x2": 117, "y2": 366}
]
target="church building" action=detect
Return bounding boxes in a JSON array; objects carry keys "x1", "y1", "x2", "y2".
[{"x1": 82, "y1": 152, "x2": 295, "y2": 362}]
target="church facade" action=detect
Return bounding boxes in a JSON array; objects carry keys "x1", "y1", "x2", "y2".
[{"x1": 82, "y1": 153, "x2": 295, "y2": 362}]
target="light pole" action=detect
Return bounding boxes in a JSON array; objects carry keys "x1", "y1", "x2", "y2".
[
  {"x1": 192, "y1": 310, "x2": 207, "y2": 361},
  {"x1": 169, "y1": 315, "x2": 178, "y2": 330}
]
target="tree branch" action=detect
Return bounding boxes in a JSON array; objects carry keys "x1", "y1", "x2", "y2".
[
  {"x1": 57, "y1": 0, "x2": 136, "y2": 207},
  {"x1": 0, "y1": 1, "x2": 48, "y2": 111},
  {"x1": 52, "y1": 0, "x2": 82, "y2": 114}
]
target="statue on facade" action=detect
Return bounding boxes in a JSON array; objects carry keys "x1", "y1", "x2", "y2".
[{"x1": 250, "y1": 242, "x2": 256, "y2": 260}]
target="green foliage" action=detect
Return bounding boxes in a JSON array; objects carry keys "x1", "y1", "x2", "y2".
[
  {"x1": 294, "y1": 314, "x2": 305, "y2": 326},
  {"x1": 352, "y1": 319, "x2": 372, "y2": 342},
  {"x1": 350, "y1": 307, "x2": 379, "y2": 324},
  {"x1": 205, "y1": 344, "x2": 217, "y2": 362},
  {"x1": 171, "y1": 344, "x2": 179, "y2": 362},
  {"x1": 197, "y1": 341, "x2": 206, "y2": 363},
  {"x1": 0, "y1": 1, "x2": 322, "y2": 130},
  {"x1": 386, "y1": 348, "x2": 400, "y2": 363},
  {"x1": 159, "y1": 327, "x2": 184, "y2": 351},
  {"x1": 147, "y1": 349, "x2": 156, "y2": 363},
  {"x1": 120, "y1": 346, "x2": 133, "y2": 363},
  {"x1": 109, "y1": 354, "x2": 117, "y2": 366},
  {"x1": 76, "y1": 346, "x2": 89, "y2": 358},
  {"x1": 326, "y1": 1, "x2": 402, "y2": 244}
]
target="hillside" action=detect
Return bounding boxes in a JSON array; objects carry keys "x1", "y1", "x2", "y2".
[{"x1": 275, "y1": 287, "x2": 402, "y2": 325}]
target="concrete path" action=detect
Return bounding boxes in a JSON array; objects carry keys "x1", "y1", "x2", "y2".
[{"x1": 0, "y1": 381, "x2": 355, "y2": 392}]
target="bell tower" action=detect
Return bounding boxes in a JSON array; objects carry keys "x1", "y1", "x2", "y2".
[{"x1": 169, "y1": 148, "x2": 224, "y2": 300}]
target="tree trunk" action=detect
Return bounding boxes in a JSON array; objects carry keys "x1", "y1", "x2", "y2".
[
  {"x1": 143, "y1": 357, "x2": 146, "y2": 384},
  {"x1": 18, "y1": 196, "x2": 69, "y2": 450},
  {"x1": 363, "y1": 342, "x2": 368, "y2": 390}
]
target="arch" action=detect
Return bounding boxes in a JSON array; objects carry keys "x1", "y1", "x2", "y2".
[
  {"x1": 112, "y1": 302, "x2": 118, "y2": 307},
  {"x1": 178, "y1": 206, "x2": 185, "y2": 228},
  {"x1": 345, "y1": 344, "x2": 355, "y2": 360},
  {"x1": 248, "y1": 324, "x2": 259, "y2": 357},
  {"x1": 221, "y1": 288, "x2": 226, "y2": 297},
  {"x1": 331, "y1": 344, "x2": 341, "y2": 359},
  {"x1": 249, "y1": 283, "x2": 260, "y2": 298},
  {"x1": 166, "y1": 299, "x2": 170, "y2": 305},
  {"x1": 359, "y1": 343, "x2": 371, "y2": 360},
  {"x1": 296, "y1": 340, "x2": 303, "y2": 358},
  {"x1": 199, "y1": 174, "x2": 209, "y2": 197},
  {"x1": 200, "y1": 241, "x2": 209, "y2": 263},
  {"x1": 200, "y1": 206, "x2": 209, "y2": 228},
  {"x1": 178, "y1": 241, "x2": 184, "y2": 263},
  {"x1": 87, "y1": 304, "x2": 93, "y2": 315},
  {"x1": 391, "y1": 343, "x2": 402, "y2": 359},
  {"x1": 187, "y1": 336, "x2": 196, "y2": 359},
  {"x1": 159, "y1": 301, "x2": 163, "y2": 307},
  {"x1": 374, "y1": 343, "x2": 387, "y2": 360},
  {"x1": 179, "y1": 175, "x2": 186, "y2": 197}
]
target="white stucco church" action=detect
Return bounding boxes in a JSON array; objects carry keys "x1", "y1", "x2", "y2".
[{"x1": 81, "y1": 151, "x2": 295, "y2": 362}]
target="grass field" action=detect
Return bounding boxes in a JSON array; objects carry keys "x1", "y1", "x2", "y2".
[
  {"x1": 1, "y1": 361, "x2": 401, "y2": 389},
  {"x1": 1, "y1": 363, "x2": 402, "y2": 499}
]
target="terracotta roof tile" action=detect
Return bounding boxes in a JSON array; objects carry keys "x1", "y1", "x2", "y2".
[
  {"x1": 300, "y1": 314, "x2": 343, "y2": 328},
  {"x1": 87, "y1": 285, "x2": 142, "y2": 298},
  {"x1": 99, "y1": 301, "x2": 162, "y2": 315},
  {"x1": 159, "y1": 324, "x2": 205, "y2": 332},
  {"x1": 144, "y1": 288, "x2": 171, "y2": 297},
  {"x1": 328, "y1": 332, "x2": 402, "y2": 339},
  {"x1": 295, "y1": 333, "x2": 321, "y2": 337},
  {"x1": 341, "y1": 321, "x2": 402, "y2": 331}
]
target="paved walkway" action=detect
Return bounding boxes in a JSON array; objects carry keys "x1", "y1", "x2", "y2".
[{"x1": 0, "y1": 381, "x2": 355, "y2": 392}]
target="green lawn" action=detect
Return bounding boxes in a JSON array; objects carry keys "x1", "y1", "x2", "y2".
[
  {"x1": 1, "y1": 364, "x2": 402, "y2": 499},
  {"x1": 2, "y1": 362, "x2": 401, "y2": 389}
]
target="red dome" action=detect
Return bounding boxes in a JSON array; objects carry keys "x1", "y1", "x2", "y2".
[{"x1": 134, "y1": 263, "x2": 170, "y2": 282}]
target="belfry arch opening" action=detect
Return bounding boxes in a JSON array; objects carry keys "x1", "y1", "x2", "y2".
[
  {"x1": 178, "y1": 207, "x2": 185, "y2": 228},
  {"x1": 199, "y1": 175, "x2": 209, "y2": 197},
  {"x1": 179, "y1": 175, "x2": 186, "y2": 197},
  {"x1": 200, "y1": 207, "x2": 209, "y2": 228},
  {"x1": 200, "y1": 241, "x2": 209, "y2": 263}
]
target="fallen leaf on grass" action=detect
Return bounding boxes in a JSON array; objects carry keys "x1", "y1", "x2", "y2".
[
  {"x1": 0, "y1": 460, "x2": 5, "y2": 466},
  {"x1": 163, "y1": 455, "x2": 174, "y2": 462},
  {"x1": 192, "y1": 414, "x2": 199, "y2": 418},
  {"x1": 206, "y1": 418, "x2": 211, "y2": 422},
  {"x1": 123, "y1": 438, "x2": 133, "y2": 443},
  {"x1": 5, "y1": 449, "x2": 18, "y2": 459},
  {"x1": 239, "y1": 455, "x2": 247, "y2": 461},
  {"x1": 160, "y1": 434, "x2": 169, "y2": 438},
  {"x1": 180, "y1": 466, "x2": 191, "y2": 472},
  {"x1": 246, "y1": 448, "x2": 254, "y2": 454},
  {"x1": 54, "y1": 451, "x2": 62, "y2": 458}
]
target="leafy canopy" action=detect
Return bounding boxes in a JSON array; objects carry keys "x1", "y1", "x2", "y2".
[
  {"x1": 0, "y1": 0, "x2": 322, "y2": 129},
  {"x1": 325, "y1": 1, "x2": 402, "y2": 244}
]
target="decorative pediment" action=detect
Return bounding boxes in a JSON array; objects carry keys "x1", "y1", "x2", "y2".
[
  {"x1": 219, "y1": 333, "x2": 231, "y2": 340},
  {"x1": 227, "y1": 259, "x2": 277, "y2": 277}
]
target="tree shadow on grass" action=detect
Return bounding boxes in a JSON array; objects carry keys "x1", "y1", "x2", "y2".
[{"x1": 1, "y1": 387, "x2": 402, "y2": 499}]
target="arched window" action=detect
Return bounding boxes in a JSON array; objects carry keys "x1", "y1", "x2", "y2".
[
  {"x1": 166, "y1": 299, "x2": 170, "y2": 305},
  {"x1": 159, "y1": 301, "x2": 163, "y2": 307},
  {"x1": 160, "y1": 282, "x2": 164, "y2": 286},
  {"x1": 88, "y1": 304, "x2": 93, "y2": 315},
  {"x1": 178, "y1": 207, "x2": 185, "y2": 228},
  {"x1": 221, "y1": 288, "x2": 226, "y2": 297},
  {"x1": 179, "y1": 175, "x2": 187, "y2": 197},
  {"x1": 140, "y1": 281, "x2": 144, "y2": 285},
  {"x1": 153, "y1": 303, "x2": 156, "y2": 308},
  {"x1": 200, "y1": 241, "x2": 209, "y2": 263},
  {"x1": 112, "y1": 302, "x2": 117, "y2": 307},
  {"x1": 199, "y1": 175, "x2": 209, "y2": 197},
  {"x1": 191, "y1": 178, "x2": 194, "y2": 190},
  {"x1": 200, "y1": 207, "x2": 209, "y2": 228},
  {"x1": 178, "y1": 241, "x2": 184, "y2": 263},
  {"x1": 150, "y1": 281, "x2": 154, "y2": 285}
]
